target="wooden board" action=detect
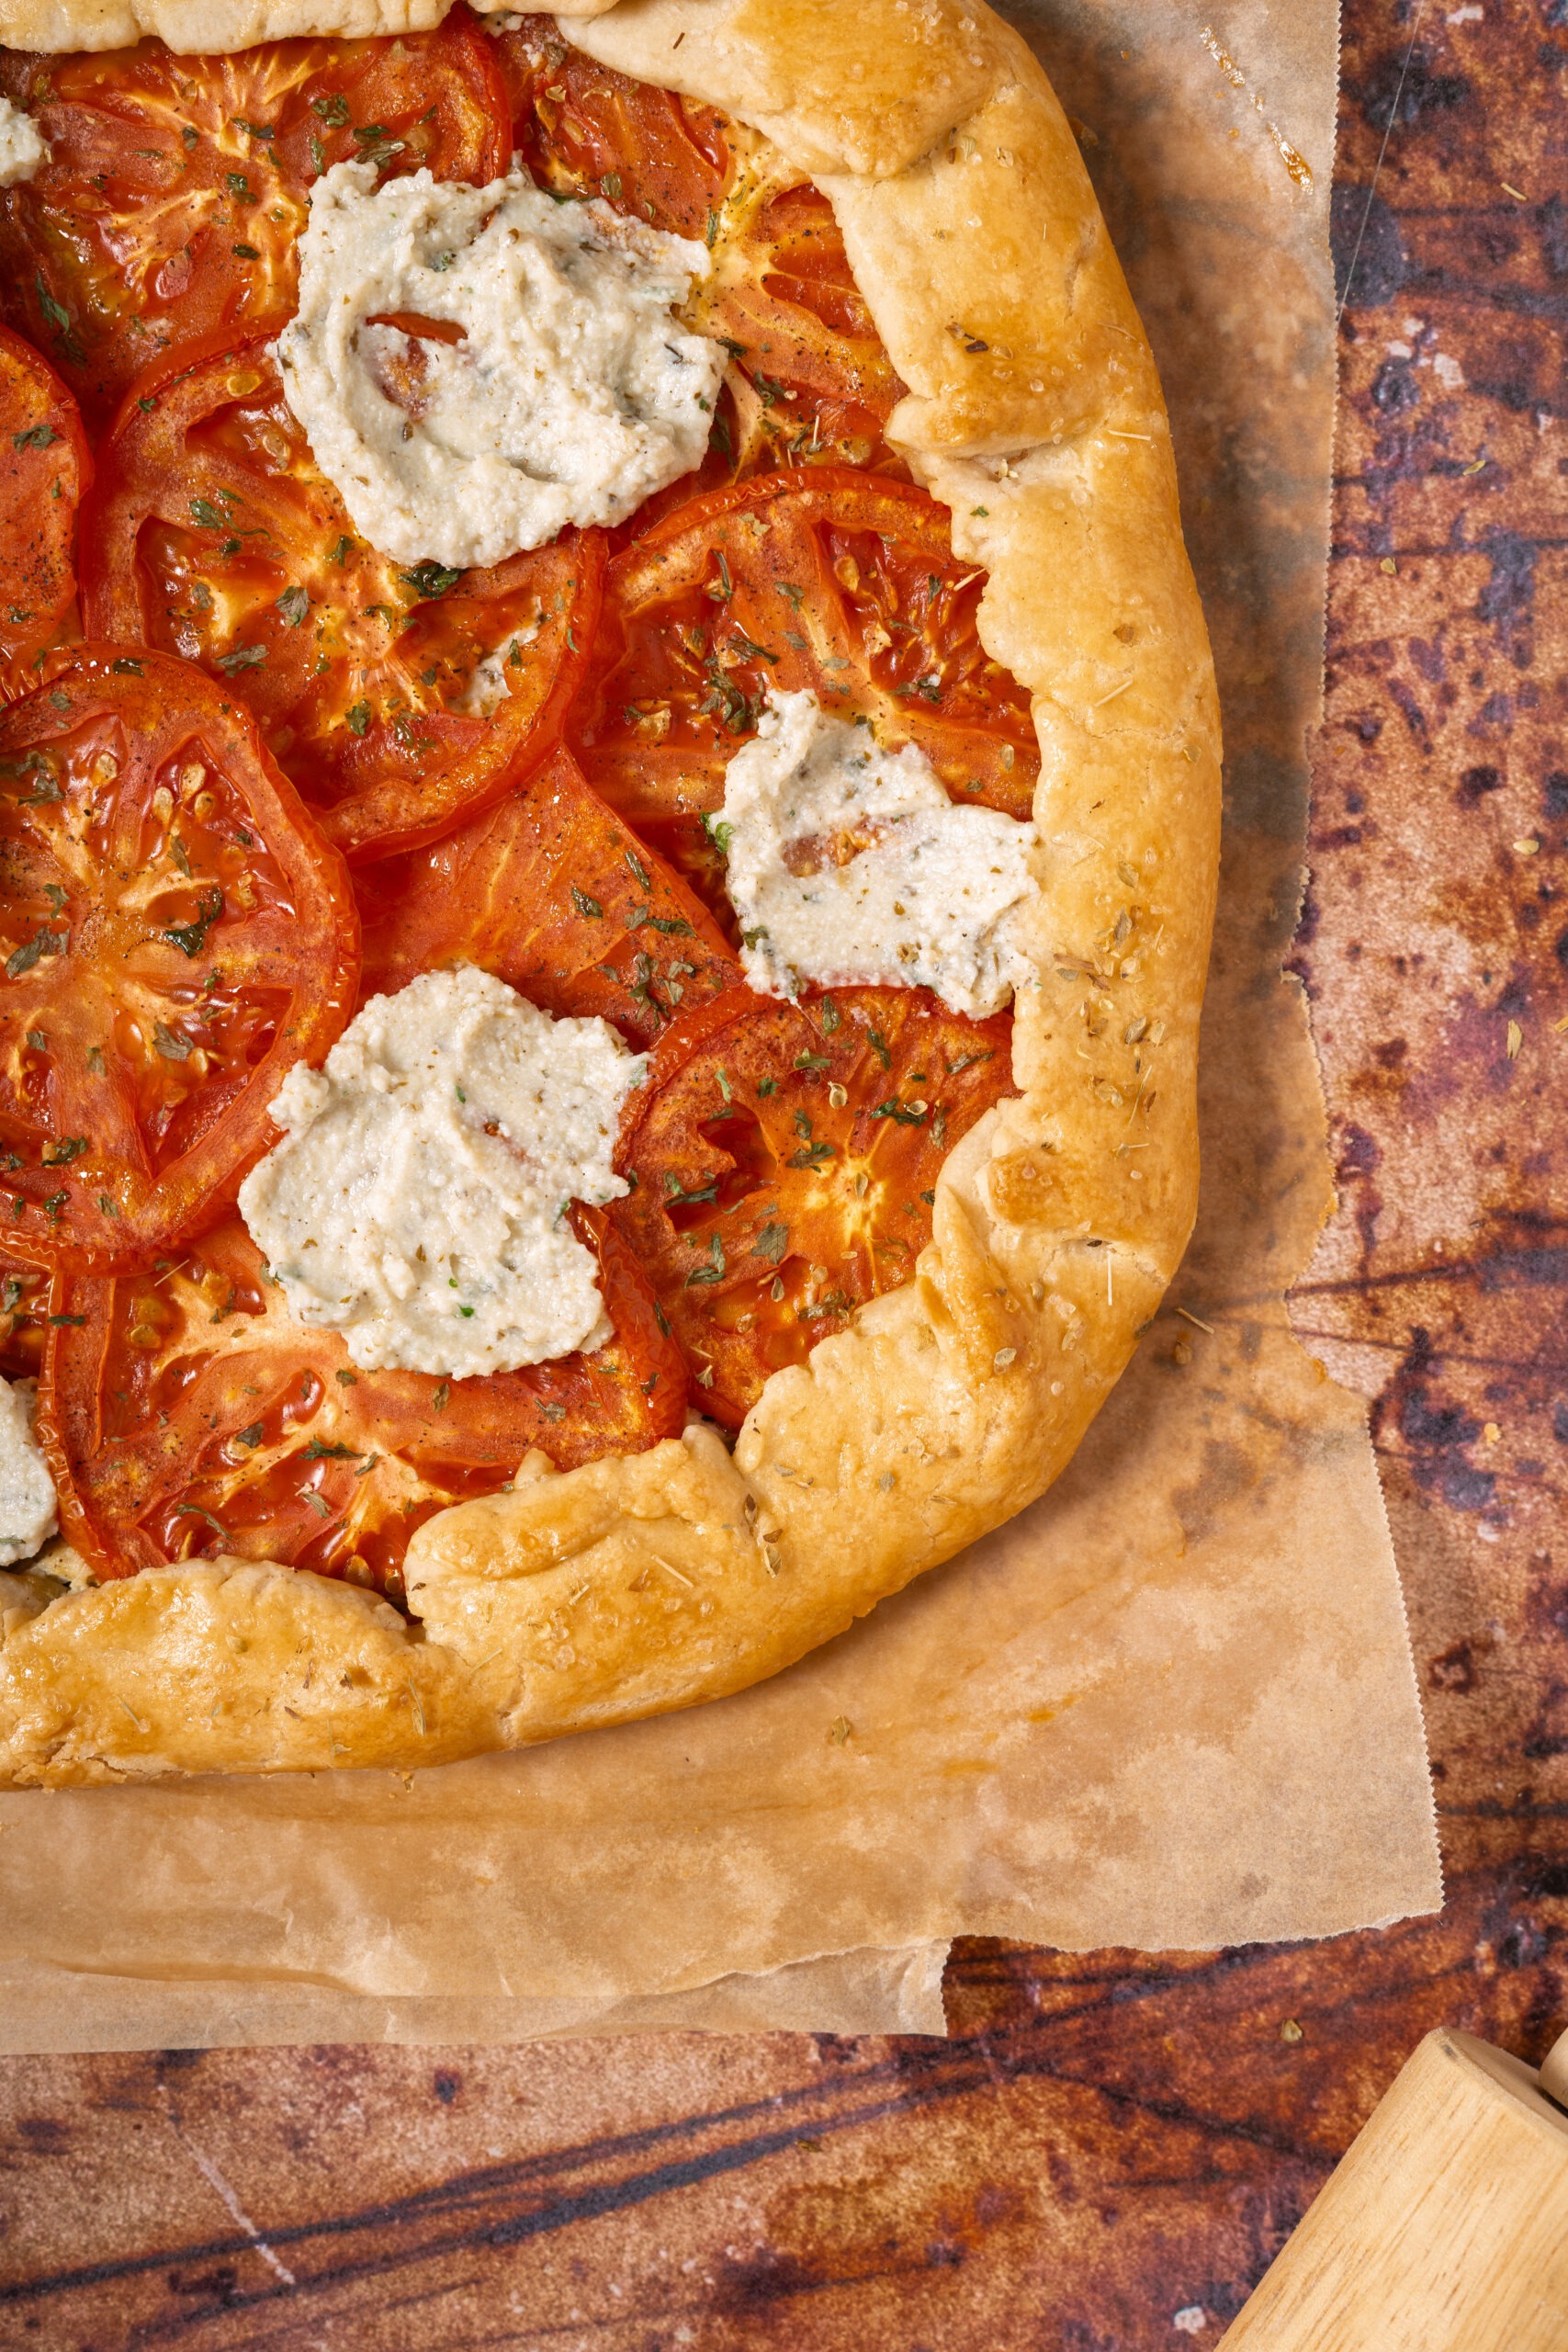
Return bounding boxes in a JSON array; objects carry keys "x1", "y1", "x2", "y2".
[{"x1": 3, "y1": 0, "x2": 1566, "y2": 2340}]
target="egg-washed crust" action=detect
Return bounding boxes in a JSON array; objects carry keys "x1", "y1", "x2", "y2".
[{"x1": 0, "y1": 0, "x2": 1220, "y2": 1786}]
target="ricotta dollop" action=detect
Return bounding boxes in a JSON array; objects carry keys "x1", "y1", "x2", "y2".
[
  {"x1": 0, "y1": 98, "x2": 46, "y2": 188},
  {"x1": 276, "y1": 162, "x2": 725, "y2": 569},
  {"x1": 0, "y1": 1376, "x2": 58, "y2": 1566},
  {"x1": 719, "y1": 691, "x2": 1039, "y2": 1018},
  {"x1": 237, "y1": 966, "x2": 646, "y2": 1379}
]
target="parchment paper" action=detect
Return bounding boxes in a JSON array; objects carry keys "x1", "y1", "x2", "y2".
[{"x1": 0, "y1": 0, "x2": 1441, "y2": 2055}]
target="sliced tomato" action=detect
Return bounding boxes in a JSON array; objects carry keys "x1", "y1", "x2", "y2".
[
  {"x1": 612, "y1": 984, "x2": 1013, "y2": 1427},
  {"x1": 497, "y1": 15, "x2": 734, "y2": 240},
  {"x1": 571, "y1": 470, "x2": 1038, "y2": 920},
  {"x1": 699, "y1": 180, "x2": 906, "y2": 474},
  {"x1": 81, "y1": 335, "x2": 604, "y2": 863},
  {"x1": 0, "y1": 1245, "x2": 48, "y2": 1380},
  {"x1": 41, "y1": 1204, "x2": 686, "y2": 1597},
  {"x1": 0, "y1": 13, "x2": 509, "y2": 425},
  {"x1": 0, "y1": 648, "x2": 359, "y2": 1273},
  {"x1": 0, "y1": 324, "x2": 89, "y2": 696},
  {"x1": 358, "y1": 744, "x2": 741, "y2": 1045},
  {"x1": 498, "y1": 18, "x2": 904, "y2": 500}
]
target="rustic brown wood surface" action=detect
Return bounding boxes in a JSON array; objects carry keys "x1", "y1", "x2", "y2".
[{"x1": 3, "y1": 2, "x2": 1565, "y2": 2343}]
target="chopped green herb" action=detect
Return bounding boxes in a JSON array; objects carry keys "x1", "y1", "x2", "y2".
[
  {"x1": 400, "y1": 560, "x2": 461, "y2": 601},
  {"x1": 276, "y1": 583, "x2": 309, "y2": 627},
  {"x1": 684, "y1": 1233, "x2": 726, "y2": 1287},
  {"x1": 42, "y1": 1136, "x2": 88, "y2": 1165},
  {"x1": 164, "y1": 888, "x2": 223, "y2": 959},
  {"x1": 11, "y1": 424, "x2": 61, "y2": 451},
  {"x1": 570, "y1": 886, "x2": 603, "y2": 919},
  {"x1": 173, "y1": 1503, "x2": 230, "y2": 1540},
  {"x1": 152, "y1": 1022, "x2": 192, "y2": 1061},
  {"x1": 753, "y1": 1221, "x2": 788, "y2": 1263},
  {"x1": 346, "y1": 700, "x2": 372, "y2": 736},
  {"x1": 111, "y1": 658, "x2": 143, "y2": 676},
  {"x1": 5, "y1": 926, "x2": 63, "y2": 978}
]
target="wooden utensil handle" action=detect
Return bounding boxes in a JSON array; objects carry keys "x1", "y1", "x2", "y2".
[{"x1": 1218, "y1": 2028, "x2": 1568, "y2": 2350}]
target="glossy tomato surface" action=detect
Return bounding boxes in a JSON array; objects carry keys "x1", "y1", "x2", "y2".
[
  {"x1": 82, "y1": 335, "x2": 604, "y2": 863},
  {"x1": 0, "y1": 323, "x2": 89, "y2": 695},
  {"x1": 574, "y1": 469, "x2": 1038, "y2": 820},
  {"x1": 0, "y1": 1244, "x2": 48, "y2": 1379},
  {"x1": 613, "y1": 984, "x2": 1014, "y2": 1426},
  {"x1": 497, "y1": 17, "x2": 906, "y2": 501},
  {"x1": 356, "y1": 745, "x2": 741, "y2": 1044},
  {"x1": 0, "y1": 13, "x2": 509, "y2": 424},
  {"x1": 0, "y1": 649, "x2": 359, "y2": 1272},
  {"x1": 42, "y1": 1205, "x2": 686, "y2": 1594}
]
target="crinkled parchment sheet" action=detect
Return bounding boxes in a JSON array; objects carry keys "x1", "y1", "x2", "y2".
[{"x1": 0, "y1": 0, "x2": 1439, "y2": 2055}]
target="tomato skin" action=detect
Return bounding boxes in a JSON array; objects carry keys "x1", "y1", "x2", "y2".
[
  {"x1": 0, "y1": 323, "x2": 89, "y2": 695},
  {"x1": 0, "y1": 13, "x2": 510, "y2": 425},
  {"x1": 80, "y1": 334, "x2": 605, "y2": 864},
  {"x1": 0, "y1": 1245, "x2": 48, "y2": 1379},
  {"x1": 496, "y1": 15, "x2": 734, "y2": 242},
  {"x1": 357, "y1": 744, "x2": 741, "y2": 1045},
  {"x1": 497, "y1": 20, "x2": 903, "y2": 487},
  {"x1": 40, "y1": 1204, "x2": 686, "y2": 1594},
  {"x1": 573, "y1": 468, "x2": 1039, "y2": 833},
  {"x1": 613, "y1": 983, "x2": 1014, "y2": 1426},
  {"x1": 0, "y1": 647, "x2": 360, "y2": 1274}
]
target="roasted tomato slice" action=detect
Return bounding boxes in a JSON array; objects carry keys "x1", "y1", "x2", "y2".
[
  {"x1": 358, "y1": 744, "x2": 741, "y2": 1046},
  {"x1": 41, "y1": 1205, "x2": 686, "y2": 1596},
  {"x1": 572, "y1": 469, "x2": 1039, "y2": 914},
  {"x1": 613, "y1": 984, "x2": 1013, "y2": 1427},
  {"x1": 0, "y1": 649, "x2": 359, "y2": 1273},
  {"x1": 498, "y1": 18, "x2": 903, "y2": 495},
  {"x1": 81, "y1": 335, "x2": 604, "y2": 863},
  {"x1": 0, "y1": 324, "x2": 89, "y2": 696},
  {"x1": 0, "y1": 1245, "x2": 47, "y2": 1379},
  {"x1": 498, "y1": 14, "x2": 734, "y2": 240},
  {"x1": 0, "y1": 13, "x2": 509, "y2": 425}
]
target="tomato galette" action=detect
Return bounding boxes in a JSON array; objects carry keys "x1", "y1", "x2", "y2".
[{"x1": 0, "y1": 0, "x2": 1219, "y2": 1784}]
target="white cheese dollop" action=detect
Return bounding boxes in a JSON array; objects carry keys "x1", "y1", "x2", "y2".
[
  {"x1": 0, "y1": 1376, "x2": 58, "y2": 1566},
  {"x1": 276, "y1": 162, "x2": 724, "y2": 568},
  {"x1": 0, "y1": 98, "x2": 47, "y2": 188},
  {"x1": 237, "y1": 965, "x2": 646, "y2": 1379},
  {"x1": 719, "y1": 690, "x2": 1039, "y2": 1018}
]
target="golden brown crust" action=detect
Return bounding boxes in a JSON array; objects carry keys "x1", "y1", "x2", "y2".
[
  {"x1": 0, "y1": 0, "x2": 452, "y2": 51},
  {"x1": 0, "y1": 0, "x2": 1220, "y2": 1784}
]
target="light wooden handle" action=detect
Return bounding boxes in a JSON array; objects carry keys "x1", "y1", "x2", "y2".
[
  {"x1": 1540, "y1": 2026, "x2": 1568, "y2": 2112},
  {"x1": 1218, "y1": 2027, "x2": 1568, "y2": 2350}
]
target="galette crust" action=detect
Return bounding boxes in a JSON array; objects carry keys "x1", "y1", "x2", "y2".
[{"x1": 0, "y1": 0, "x2": 1220, "y2": 1785}]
